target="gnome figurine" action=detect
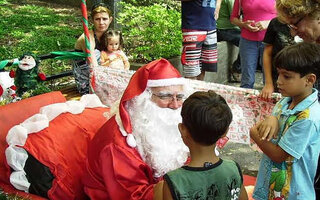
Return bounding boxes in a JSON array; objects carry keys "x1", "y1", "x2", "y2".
[{"x1": 10, "y1": 53, "x2": 50, "y2": 97}]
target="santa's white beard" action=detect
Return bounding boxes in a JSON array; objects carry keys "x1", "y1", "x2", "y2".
[{"x1": 126, "y1": 91, "x2": 189, "y2": 178}]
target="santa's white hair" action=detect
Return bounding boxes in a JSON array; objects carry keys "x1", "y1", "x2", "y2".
[{"x1": 126, "y1": 89, "x2": 189, "y2": 178}]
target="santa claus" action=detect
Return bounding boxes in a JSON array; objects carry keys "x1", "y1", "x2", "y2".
[{"x1": 83, "y1": 58, "x2": 190, "y2": 199}]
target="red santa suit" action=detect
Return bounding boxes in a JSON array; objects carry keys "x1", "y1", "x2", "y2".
[{"x1": 83, "y1": 59, "x2": 186, "y2": 200}]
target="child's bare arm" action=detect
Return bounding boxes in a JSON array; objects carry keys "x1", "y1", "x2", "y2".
[
  {"x1": 250, "y1": 124, "x2": 289, "y2": 163},
  {"x1": 256, "y1": 116, "x2": 279, "y2": 141},
  {"x1": 153, "y1": 180, "x2": 164, "y2": 200},
  {"x1": 260, "y1": 44, "x2": 274, "y2": 100},
  {"x1": 163, "y1": 180, "x2": 173, "y2": 200},
  {"x1": 239, "y1": 185, "x2": 248, "y2": 200}
]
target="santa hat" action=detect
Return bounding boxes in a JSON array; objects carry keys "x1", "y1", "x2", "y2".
[{"x1": 119, "y1": 58, "x2": 185, "y2": 147}]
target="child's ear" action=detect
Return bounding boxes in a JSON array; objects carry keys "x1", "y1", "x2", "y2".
[
  {"x1": 178, "y1": 123, "x2": 188, "y2": 138},
  {"x1": 306, "y1": 74, "x2": 316, "y2": 86},
  {"x1": 178, "y1": 123, "x2": 185, "y2": 135}
]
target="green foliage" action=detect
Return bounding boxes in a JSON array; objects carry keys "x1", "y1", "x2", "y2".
[
  {"x1": 122, "y1": 0, "x2": 180, "y2": 10},
  {"x1": 0, "y1": 1, "x2": 82, "y2": 76},
  {"x1": 118, "y1": 3, "x2": 182, "y2": 62},
  {"x1": 0, "y1": 188, "x2": 31, "y2": 200}
]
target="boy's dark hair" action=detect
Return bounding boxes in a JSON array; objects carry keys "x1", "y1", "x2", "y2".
[
  {"x1": 274, "y1": 42, "x2": 320, "y2": 78},
  {"x1": 181, "y1": 90, "x2": 232, "y2": 146},
  {"x1": 102, "y1": 30, "x2": 124, "y2": 50}
]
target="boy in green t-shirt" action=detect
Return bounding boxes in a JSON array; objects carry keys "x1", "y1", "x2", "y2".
[{"x1": 154, "y1": 90, "x2": 248, "y2": 200}]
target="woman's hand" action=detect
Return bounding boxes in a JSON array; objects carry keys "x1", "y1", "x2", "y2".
[
  {"x1": 255, "y1": 20, "x2": 270, "y2": 31},
  {"x1": 214, "y1": 9, "x2": 220, "y2": 20},
  {"x1": 242, "y1": 20, "x2": 260, "y2": 32}
]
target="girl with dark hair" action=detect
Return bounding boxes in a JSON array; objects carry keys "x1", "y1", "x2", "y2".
[{"x1": 100, "y1": 30, "x2": 130, "y2": 70}]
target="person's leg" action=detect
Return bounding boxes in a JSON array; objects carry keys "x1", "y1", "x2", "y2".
[
  {"x1": 217, "y1": 29, "x2": 241, "y2": 81},
  {"x1": 217, "y1": 29, "x2": 240, "y2": 46},
  {"x1": 239, "y1": 37, "x2": 259, "y2": 88},
  {"x1": 232, "y1": 54, "x2": 241, "y2": 73},
  {"x1": 258, "y1": 42, "x2": 265, "y2": 84},
  {"x1": 200, "y1": 30, "x2": 218, "y2": 81},
  {"x1": 228, "y1": 29, "x2": 242, "y2": 74},
  {"x1": 181, "y1": 29, "x2": 205, "y2": 79}
]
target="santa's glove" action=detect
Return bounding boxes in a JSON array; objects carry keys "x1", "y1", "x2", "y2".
[
  {"x1": 10, "y1": 85, "x2": 17, "y2": 91},
  {"x1": 9, "y1": 70, "x2": 15, "y2": 78},
  {"x1": 0, "y1": 85, "x2": 3, "y2": 96},
  {"x1": 38, "y1": 73, "x2": 46, "y2": 81}
]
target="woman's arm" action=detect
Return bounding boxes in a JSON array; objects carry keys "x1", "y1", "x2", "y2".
[
  {"x1": 260, "y1": 44, "x2": 274, "y2": 100},
  {"x1": 215, "y1": 0, "x2": 222, "y2": 20},
  {"x1": 74, "y1": 34, "x2": 86, "y2": 52},
  {"x1": 74, "y1": 31, "x2": 98, "y2": 66}
]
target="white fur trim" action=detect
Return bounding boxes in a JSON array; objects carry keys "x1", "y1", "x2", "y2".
[
  {"x1": 10, "y1": 171, "x2": 30, "y2": 192},
  {"x1": 5, "y1": 94, "x2": 104, "y2": 193},
  {"x1": 114, "y1": 112, "x2": 137, "y2": 148},
  {"x1": 147, "y1": 78, "x2": 186, "y2": 87},
  {"x1": 66, "y1": 100, "x2": 85, "y2": 114},
  {"x1": 6, "y1": 126, "x2": 28, "y2": 146},
  {"x1": 126, "y1": 134, "x2": 136, "y2": 148},
  {"x1": 80, "y1": 94, "x2": 106, "y2": 108},
  {"x1": 5, "y1": 146, "x2": 28, "y2": 171},
  {"x1": 22, "y1": 114, "x2": 49, "y2": 134},
  {"x1": 115, "y1": 112, "x2": 127, "y2": 137},
  {"x1": 40, "y1": 103, "x2": 69, "y2": 121}
]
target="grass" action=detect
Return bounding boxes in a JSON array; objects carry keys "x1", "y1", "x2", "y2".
[{"x1": 0, "y1": 0, "x2": 83, "y2": 82}]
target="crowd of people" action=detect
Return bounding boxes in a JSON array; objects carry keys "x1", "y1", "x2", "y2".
[{"x1": 71, "y1": 0, "x2": 320, "y2": 199}]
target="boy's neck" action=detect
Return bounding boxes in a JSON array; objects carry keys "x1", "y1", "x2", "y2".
[
  {"x1": 188, "y1": 144, "x2": 219, "y2": 167},
  {"x1": 289, "y1": 88, "x2": 313, "y2": 110}
]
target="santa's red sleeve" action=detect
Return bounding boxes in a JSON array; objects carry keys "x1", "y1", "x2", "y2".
[{"x1": 83, "y1": 117, "x2": 157, "y2": 200}]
